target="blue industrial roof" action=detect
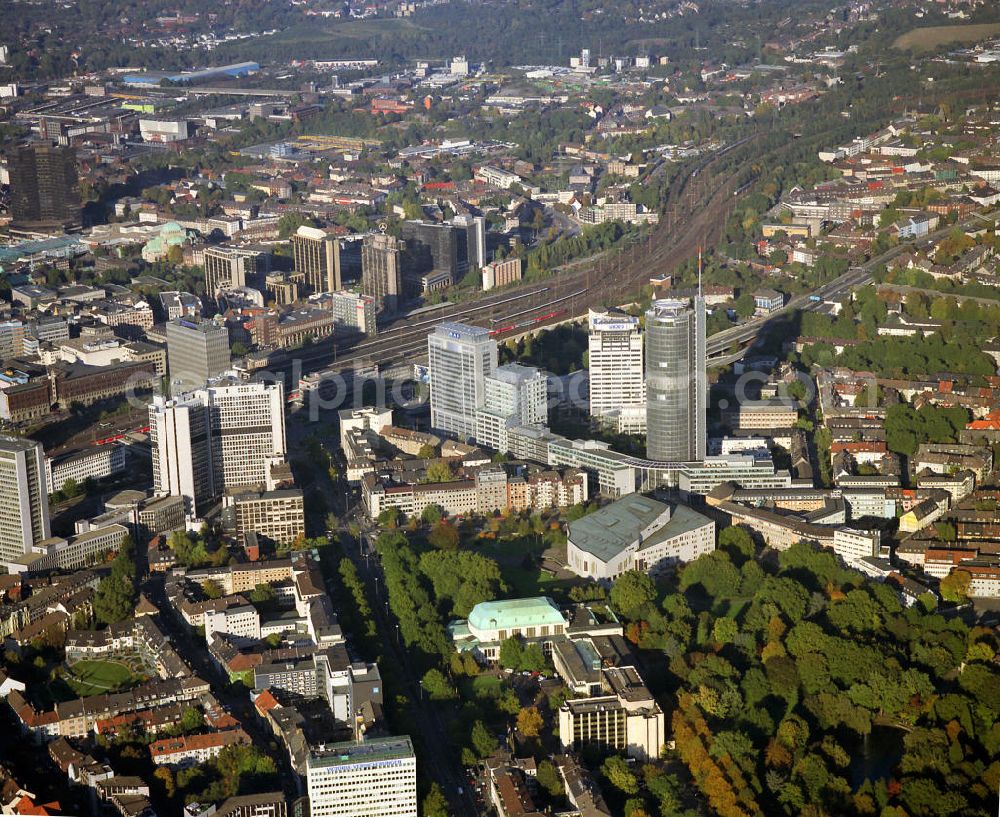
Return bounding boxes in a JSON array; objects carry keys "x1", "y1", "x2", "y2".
[{"x1": 124, "y1": 62, "x2": 259, "y2": 85}]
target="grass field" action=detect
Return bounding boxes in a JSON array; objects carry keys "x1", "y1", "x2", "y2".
[
  {"x1": 476, "y1": 535, "x2": 578, "y2": 599},
  {"x1": 62, "y1": 659, "x2": 136, "y2": 696},
  {"x1": 892, "y1": 23, "x2": 1000, "y2": 53},
  {"x1": 263, "y1": 17, "x2": 427, "y2": 46}
]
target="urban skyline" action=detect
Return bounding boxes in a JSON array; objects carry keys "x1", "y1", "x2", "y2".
[{"x1": 0, "y1": 2, "x2": 997, "y2": 816}]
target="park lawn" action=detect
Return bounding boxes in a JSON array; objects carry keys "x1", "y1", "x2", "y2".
[
  {"x1": 503, "y1": 564, "x2": 577, "y2": 599},
  {"x1": 62, "y1": 659, "x2": 136, "y2": 697},
  {"x1": 469, "y1": 674, "x2": 504, "y2": 700},
  {"x1": 892, "y1": 23, "x2": 1000, "y2": 52},
  {"x1": 475, "y1": 535, "x2": 579, "y2": 598}
]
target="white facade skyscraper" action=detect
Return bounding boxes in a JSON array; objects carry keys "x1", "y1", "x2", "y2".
[
  {"x1": 645, "y1": 297, "x2": 706, "y2": 462},
  {"x1": 0, "y1": 435, "x2": 50, "y2": 563},
  {"x1": 475, "y1": 362, "x2": 548, "y2": 452},
  {"x1": 307, "y1": 737, "x2": 418, "y2": 817},
  {"x1": 428, "y1": 322, "x2": 497, "y2": 440},
  {"x1": 587, "y1": 309, "x2": 646, "y2": 434},
  {"x1": 150, "y1": 380, "x2": 287, "y2": 514},
  {"x1": 149, "y1": 393, "x2": 213, "y2": 515}
]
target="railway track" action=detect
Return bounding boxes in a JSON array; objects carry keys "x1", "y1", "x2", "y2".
[{"x1": 259, "y1": 136, "x2": 762, "y2": 390}]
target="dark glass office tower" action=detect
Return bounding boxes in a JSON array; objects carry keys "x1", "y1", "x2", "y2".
[{"x1": 9, "y1": 142, "x2": 81, "y2": 231}]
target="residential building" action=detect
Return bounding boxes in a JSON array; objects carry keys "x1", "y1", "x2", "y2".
[
  {"x1": 566, "y1": 494, "x2": 715, "y2": 580},
  {"x1": 306, "y1": 737, "x2": 418, "y2": 817},
  {"x1": 9, "y1": 142, "x2": 81, "y2": 232},
  {"x1": 166, "y1": 318, "x2": 231, "y2": 394},
  {"x1": 428, "y1": 322, "x2": 497, "y2": 440},
  {"x1": 0, "y1": 436, "x2": 50, "y2": 564},
  {"x1": 645, "y1": 298, "x2": 706, "y2": 462},
  {"x1": 361, "y1": 233, "x2": 404, "y2": 312},
  {"x1": 204, "y1": 604, "x2": 261, "y2": 643},
  {"x1": 159, "y1": 291, "x2": 200, "y2": 321},
  {"x1": 149, "y1": 728, "x2": 250, "y2": 768},
  {"x1": 723, "y1": 399, "x2": 798, "y2": 431},
  {"x1": 0, "y1": 320, "x2": 26, "y2": 359},
  {"x1": 293, "y1": 226, "x2": 341, "y2": 295},
  {"x1": 588, "y1": 309, "x2": 645, "y2": 434}
]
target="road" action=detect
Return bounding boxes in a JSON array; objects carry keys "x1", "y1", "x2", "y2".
[
  {"x1": 286, "y1": 416, "x2": 481, "y2": 816},
  {"x1": 254, "y1": 136, "x2": 758, "y2": 393},
  {"x1": 705, "y1": 207, "x2": 1000, "y2": 363},
  {"x1": 142, "y1": 575, "x2": 301, "y2": 797}
]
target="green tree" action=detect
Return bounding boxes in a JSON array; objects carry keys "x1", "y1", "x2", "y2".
[
  {"x1": 422, "y1": 783, "x2": 449, "y2": 817},
  {"x1": 470, "y1": 720, "x2": 498, "y2": 758},
  {"x1": 421, "y1": 504, "x2": 444, "y2": 525},
  {"x1": 417, "y1": 443, "x2": 438, "y2": 459},
  {"x1": 94, "y1": 537, "x2": 137, "y2": 625},
  {"x1": 499, "y1": 636, "x2": 524, "y2": 669},
  {"x1": 202, "y1": 579, "x2": 224, "y2": 599},
  {"x1": 428, "y1": 520, "x2": 460, "y2": 550},
  {"x1": 712, "y1": 616, "x2": 738, "y2": 644},
  {"x1": 601, "y1": 755, "x2": 639, "y2": 795},
  {"x1": 378, "y1": 507, "x2": 402, "y2": 528},
  {"x1": 421, "y1": 668, "x2": 457, "y2": 701},
  {"x1": 536, "y1": 759, "x2": 563, "y2": 798},
  {"x1": 610, "y1": 570, "x2": 657, "y2": 619},
  {"x1": 180, "y1": 706, "x2": 204, "y2": 733},
  {"x1": 249, "y1": 583, "x2": 277, "y2": 605},
  {"x1": 718, "y1": 526, "x2": 755, "y2": 560},
  {"x1": 424, "y1": 461, "x2": 454, "y2": 483},
  {"x1": 939, "y1": 569, "x2": 971, "y2": 603}
]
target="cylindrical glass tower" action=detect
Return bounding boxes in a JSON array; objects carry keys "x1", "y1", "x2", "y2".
[{"x1": 645, "y1": 297, "x2": 706, "y2": 462}]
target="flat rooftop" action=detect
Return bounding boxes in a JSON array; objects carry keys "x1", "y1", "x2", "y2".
[{"x1": 308, "y1": 735, "x2": 414, "y2": 767}]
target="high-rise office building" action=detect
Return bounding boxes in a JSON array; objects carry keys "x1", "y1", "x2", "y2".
[
  {"x1": 9, "y1": 142, "x2": 81, "y2": 232},
  {"x1": 307, "y1": 737, "x2": 418, "y2": 817},
  {"x1": 292, "y1": 226, "x2": 341, "y2": 295},
  {"x1": 475, "y1": 363, "x2": 548, "y2": 452},
  {"x1": 361, "y1": 233, "x2": 404, "y2": 312},
  {"x1": 204, "y1": 380, "x2": 287, "y2": 495},
  {"x1": 428, "y1": 322, "x2": 497, "y2": 440},
  {"x1": 645, "y1": 297, "x2": 706, "y2": 462},
  {"x1": 452, "y1": 214, "x2": 487, "y2": 278},
  {"x1": 9, "y1": 144, "x2": 80, "y2": 231},
  {"x1": 0, "y1": 435, "x2": 50, "y2": 564},
  {"x1": 588, "y1": 309, "x2": 646, "y2": 434},
  {"x1": 204, "y1": 246, "x2": 270, "y2": 295},
  {"x1": 149, "y1": 394, "x2": 213, "y2": 515},
  {"x1": 150, "y1": 381, "x2": 286, "y2": 514},
  {"x1": 401, "y1": 220, "x2": 458, "y2": 280},
  {"x1": 166, "y1": 318, "x2": 231, "y2": 394}
]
